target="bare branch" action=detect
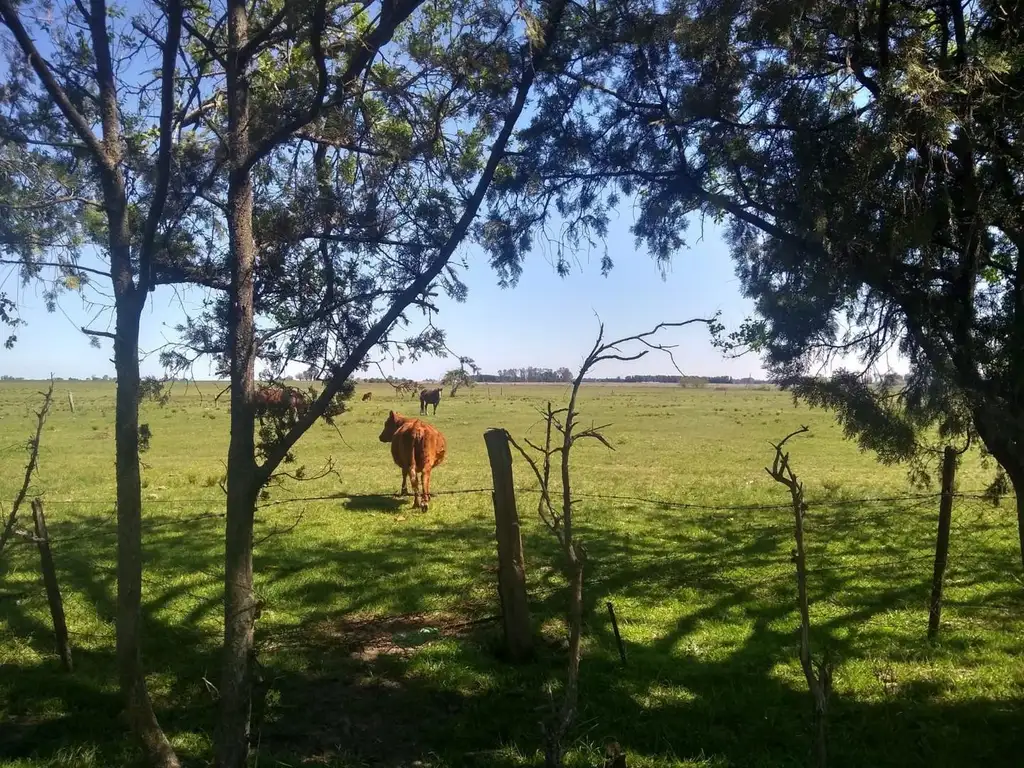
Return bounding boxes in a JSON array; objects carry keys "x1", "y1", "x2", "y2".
[
  {"x1": 764, "y1": 424, "x2": 831, "y2": 765},
  {"x1": 0, "y1": 259, "x2": 111, "y2": 279},
  {"x1": 253, "y1": 509, "x2": 306, "y2": 547},
  {"x1": 81, "y1": 326, "x2": 117, "y2": 340},
  {"x1": 180, "y1": 15, "x2": 224, "y2": 65},
  {"x1": 0, "y1": 378, "x2": 55, "y2": 556}
]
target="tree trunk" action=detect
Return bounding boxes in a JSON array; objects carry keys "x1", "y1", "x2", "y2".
[
  {"x1": 1017, "y1": 492, "x2": 1024, "y2": 575},
  {"x1": 972, "y1": 409, "x2": 1024, "y2": 573},
  {"x1": 928, "y1": 447, "x2": 957, "y2": 641},
  {"x1": 218, "y1": 0, "x2": 259, "y2": 763},
  {"x1": 114, "y1": 297, "x2": 180, "y2": 768},
  {"x1": 216, "y1": 181, "x2": 260, "y2": 766},
  {"x1": 1010, "y1": 470, "x2": 1024, "y2": 574},
  {"x1": 995, "y1": 454, "x2": 1024, "y2": 574},
  {"x1": 217, "y1": 468, "x2": 258, "y2": 768}
]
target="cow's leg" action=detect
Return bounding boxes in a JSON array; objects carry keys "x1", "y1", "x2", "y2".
[
  {"x1": 422, "y1": 465, "x2": 432, "y2": 506},
  {"x1": 409, "y1": 465, "x2": 421, "y2": 509},
  {"x1": 397, "y1": 467, "x2": 408, "y2": 497},
  {"x1": 416, "y1": 469, "x2": 428, "y2": 510}
]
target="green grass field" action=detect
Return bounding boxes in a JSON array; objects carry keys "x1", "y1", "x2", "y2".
[{"x1": 1, "y1": 380, "x2": 1021, "y2": 767}]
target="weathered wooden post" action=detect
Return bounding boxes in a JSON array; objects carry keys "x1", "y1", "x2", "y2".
[
  {"x1": 927, "y1": 446, "x2": 958, "y2": 641},
  {"x1": 483, "y1": 428, "x2": 532, "y2": 660},
  {"x1": 67, "y1": 391, "x2": 75, "y2": 414},
  {"x1": 32, "y1": 499, "x2": 73, "y2": 671}
]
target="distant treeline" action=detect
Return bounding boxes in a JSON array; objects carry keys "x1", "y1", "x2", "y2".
[
  {"x1": 471, "y1": 369, "x2": 771, "y2": 385},
  {"x1": 356, "y1": 372, "x2": 771, "y2": 386},
  {"x1": 4, "y1": 372, "x2": 846, "y2": 387},
  {"x1": 1, "y1": 375, "x2": 117, "y2": 382}
]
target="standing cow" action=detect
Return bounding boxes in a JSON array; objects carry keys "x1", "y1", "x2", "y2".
[
  {"x1": 419, "y1": 387, "x2": 441, "y2": 415},
  {"x1": 378, "y1": 410, "x2": 446, "y2": 510}
]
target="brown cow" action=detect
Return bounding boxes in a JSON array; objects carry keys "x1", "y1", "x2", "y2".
[
  {"x1": 361, "y1": 392, "x2": 373, "y2": 401},
  {"x1": 254, "y1": 385, "x2": 307, "y2": 414},
  {"x1": 378, "y1": 410, "x2": 447, "y2": 510}
]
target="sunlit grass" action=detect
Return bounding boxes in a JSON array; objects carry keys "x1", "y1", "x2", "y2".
[{"x1": 1, "y1": 380, "x2": 1021, "y2": 767}]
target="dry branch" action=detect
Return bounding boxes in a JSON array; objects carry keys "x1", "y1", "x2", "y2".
[
  {"x1": 765, "y1": 425, "x2": 833, "y2": 768},
  {"x1": 506, "y1": 317, "x2": 720, "y2": 768},
  {"x1": 0, "y1": 378, "x2": 55, "y2": 556}
]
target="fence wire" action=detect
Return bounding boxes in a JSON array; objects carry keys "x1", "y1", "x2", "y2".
[{"x1": 2, "y1": 486, "x2": 1020, "y2": 652}]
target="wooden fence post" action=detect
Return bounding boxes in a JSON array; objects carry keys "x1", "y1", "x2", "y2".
[
  {"x1": 483, "y1": 428, "x2": 532, "y2": 660},
  {"x1": 927, "y1": 446, "x2": 958, "y2": 642},
  {"x1": 32, "y1": 499, "x2": 73, "y2": 671}
]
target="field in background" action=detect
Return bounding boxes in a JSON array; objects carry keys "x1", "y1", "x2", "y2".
[{"x1": 0, "y1": 380, "x2": 1021, "y2": 767}]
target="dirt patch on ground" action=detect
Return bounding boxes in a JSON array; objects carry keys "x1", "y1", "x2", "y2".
[
  {"x1": 312, "y1": 610, "x2": 489, "y2": 661},
  {"x1": 264, "y1": 609, "x2": 497, "y2": 661},
  {"x1": 255, "y1": 610, "x2": 502, "y2": 765}
]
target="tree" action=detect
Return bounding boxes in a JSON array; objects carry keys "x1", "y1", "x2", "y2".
[
  {"x1": 441, "y1": 350, "x2": 480, "y2": 397},
  {"x1": 0, "y1": 1, "x2": 224, "y2": 764},
  {"x1": 508, "y1": 0, "x2": 1024, "y2": 569},
  {"x1": 442, "y1": 367, "x2": 474, "y2": 397},
  {"x1": 156, "y1": 0, "x2": 575, "y2": 763}
]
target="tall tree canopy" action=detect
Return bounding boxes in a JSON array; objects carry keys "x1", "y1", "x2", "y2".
[{"x1": 509, "y1": 0, "x2": 1024, "y2": 567}]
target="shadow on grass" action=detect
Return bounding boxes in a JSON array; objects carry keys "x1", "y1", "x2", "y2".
[
  {"x1": 340, "y1": 493, "x2": 408, "y2": 513},
  {"x1": 1, "y1": 501, "x2": 1022, "y2": 767}
]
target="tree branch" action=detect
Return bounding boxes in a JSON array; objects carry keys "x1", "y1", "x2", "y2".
[
  {"x1": 139, "y1": 0, "x2": 184, "y2": 294},
  {"x1": 0, "y1": 0, "x2": 109, "y2": 169},
  {"x1": 255, "y1": 0, "x2": 571, "y2": 483},
  {"x1": 0, "y1": 259, "x2": 111, "y2": 279},
  {"x1": 82, "y1": 326, "x2": 117, "y2": 340},
  {"x1": 238, "y1": 4, "x2": 289, "y2": 61},
  {"x1": 0, "y1": 378, "x2": 55, "y2": 556},
  {"x1": 243, "y1": 0, "x2": 421, "y2": 174}
]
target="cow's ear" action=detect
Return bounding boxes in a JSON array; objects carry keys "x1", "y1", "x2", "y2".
[{"x1": 389, "y1": 410, "x2": 395, "y2": 418}]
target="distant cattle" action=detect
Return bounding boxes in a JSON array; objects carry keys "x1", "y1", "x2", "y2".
[
  {"x1": 378, "y1": 410, "x2": 447, "y2": 510},
  {"x1": 361, "y1": 392, "x2": 373, "y2": 401},
  {"x1": 253, "y1": 385, "x2": 307, "y2": 415},
  {"x1": 419, "y1": 387, "x2": 441, "y2": 415}
]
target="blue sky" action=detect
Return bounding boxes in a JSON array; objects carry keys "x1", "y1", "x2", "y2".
[
  {"x1": 2, "y1": 209, "x2": 773, "y2": 381},
  {"x1": 0, "y1": 3, "x2": 908, "y2": 383},
  {"x1": 0, "y1": 3, "x2": 766, "y2": 382}
]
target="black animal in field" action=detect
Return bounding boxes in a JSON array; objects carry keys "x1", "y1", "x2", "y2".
[{"x1": 419, "y1": 387, "x2": 441, "y2": 415}]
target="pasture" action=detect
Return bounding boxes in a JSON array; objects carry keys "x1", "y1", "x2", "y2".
[{"x1": 0, "y1": 380, "x2": 1021, "y2": 767}]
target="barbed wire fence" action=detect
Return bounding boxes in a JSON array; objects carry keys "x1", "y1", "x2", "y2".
[{"x1": 3, "y1": 481, "x2": 1020, "y2": 657}]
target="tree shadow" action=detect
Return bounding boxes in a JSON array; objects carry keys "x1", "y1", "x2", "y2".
[
  {"x1": 341, "y1": 493, "x2": 407, "y2": 513},
  {"x1": 1, "y1": 498, "x2": 1021, "y2": 767}
]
